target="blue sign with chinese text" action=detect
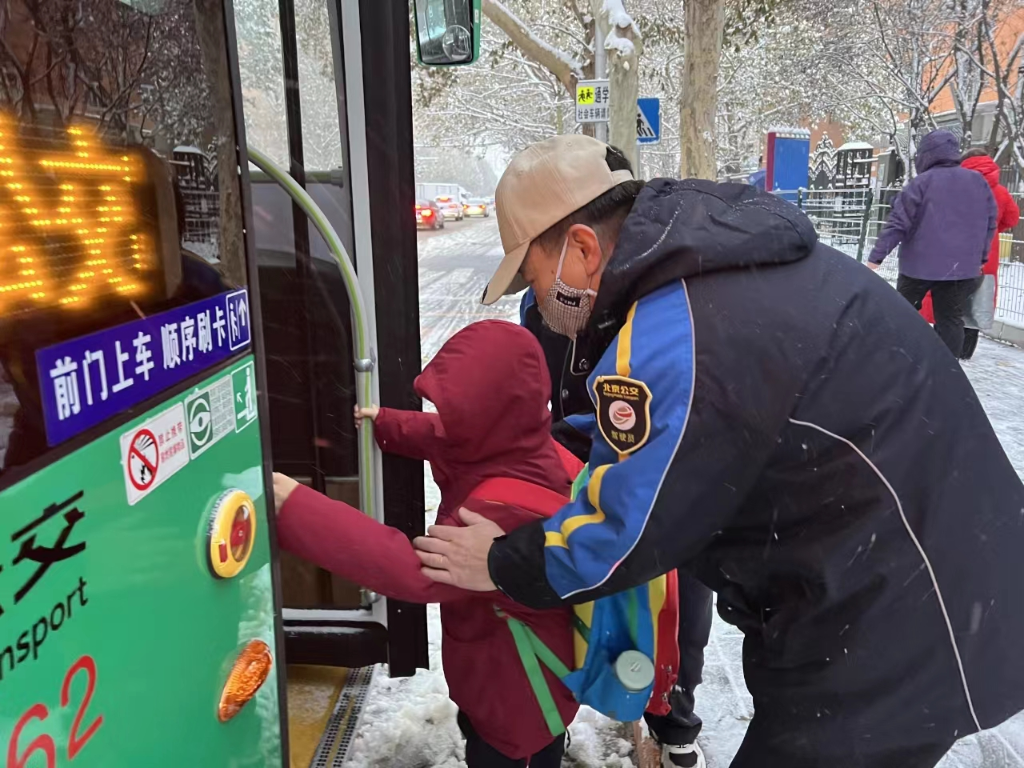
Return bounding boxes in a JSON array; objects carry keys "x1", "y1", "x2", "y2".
[{"x1": 37, "y1": 289, "x2": 251, "y2": 447}]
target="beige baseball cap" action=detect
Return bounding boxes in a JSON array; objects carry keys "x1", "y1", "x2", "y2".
[{"x1": 482, "y1": 135, "x2": 634, "y2": 306}]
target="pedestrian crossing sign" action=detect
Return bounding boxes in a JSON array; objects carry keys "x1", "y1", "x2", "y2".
[{"x1": 637, "y1": 98, "x2": 660, "y2": 145}]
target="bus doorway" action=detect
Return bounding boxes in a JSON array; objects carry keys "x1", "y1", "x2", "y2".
[{"x1": 235, "y1": 0, "x2": 432, "y2": 764}]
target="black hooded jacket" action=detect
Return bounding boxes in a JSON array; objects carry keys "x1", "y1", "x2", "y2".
[{"x1": 491, "y1": 179, "x2": 1024, "y2": 759}]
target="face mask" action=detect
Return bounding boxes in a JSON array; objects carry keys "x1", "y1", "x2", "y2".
[{"x1": 538, "y1": 236, "x2": 597, "y2": 339}]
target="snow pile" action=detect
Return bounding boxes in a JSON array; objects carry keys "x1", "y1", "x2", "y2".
[
  {"x1": 564, "y1": 707, "x2": 634, "y2": 767},
  {"x1": 603, "y1": 0, "x2": 639, "y2": 33},
  {"x1": 345, "y1": 604, "x2": 465, "y2": 768},
  {"x1": 602, "y1": 0, "x2": 640, "y2": 58},
  {"x1": 767, "y1": 125, "x2": 811, "y2": 138}
]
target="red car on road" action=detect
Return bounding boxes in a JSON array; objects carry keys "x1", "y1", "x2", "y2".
[{"x1": 415, "y1": 199, "x2": 445, "y2": 230}]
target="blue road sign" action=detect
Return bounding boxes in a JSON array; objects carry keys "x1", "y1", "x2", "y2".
[{"x1": 637, "y1": 98, "x2": 660, "y2": 145}]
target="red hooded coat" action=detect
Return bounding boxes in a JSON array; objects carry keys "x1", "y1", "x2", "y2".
[
  {"x1": 276, "y1": 320, "x2": 581, "y2": 759},
  {"x1": 920, "y1": 155, "x2": 1020, "y2": 323}
]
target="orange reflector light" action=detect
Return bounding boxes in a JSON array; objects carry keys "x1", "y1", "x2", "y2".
[{"x1": 218, "y1": 640, "x2": 273, "y2": 723}]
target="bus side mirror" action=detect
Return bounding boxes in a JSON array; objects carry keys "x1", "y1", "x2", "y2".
[{"x1": 412, "y1": 0, "x2": 480, "y2": 66}]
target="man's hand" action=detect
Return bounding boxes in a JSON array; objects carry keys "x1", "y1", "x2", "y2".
[
  {"x1": 272, "y1": 472, "x2": 300, "y2": 513},
  {"x1": 867, "y1": 261, "x2": 881, "y2": 271},
  {"x1": 413, "y1": 509, "x2": 505, "y2": 591},
  {"x1": 354, "y1": 404, "x2": 380, "y2": 428}
]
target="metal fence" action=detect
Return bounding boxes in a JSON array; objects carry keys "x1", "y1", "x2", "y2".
[{"x1": 776, "y1": 187, "x2": 1024, "y2": 326}]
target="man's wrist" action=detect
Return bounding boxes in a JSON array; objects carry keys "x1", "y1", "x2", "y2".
[{"x1": 488, "y1": 523, "x2": 565, "y2": 609}]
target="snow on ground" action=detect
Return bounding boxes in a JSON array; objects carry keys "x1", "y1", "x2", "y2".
[{"x1": 345, "y1": 219, "x2": 1024, "y2": 767}]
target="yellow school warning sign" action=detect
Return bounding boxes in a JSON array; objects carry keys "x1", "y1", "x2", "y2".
[{"x1": 576, "y1": 79, "x2": 609, "y2": 124}]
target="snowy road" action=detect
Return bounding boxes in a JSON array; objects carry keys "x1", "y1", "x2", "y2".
[{"x1": 346, "y1": 217, "x2": 1024, "y2": 768}]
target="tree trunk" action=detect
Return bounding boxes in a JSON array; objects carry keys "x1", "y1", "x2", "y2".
[
  {"x1": 679, "y1": 0, "x2": 724, "y2": 180},
  {"x1": 608, "y1": 53, "x2": 639, "y2": 171},
  {"x1": 607, "y1": 33, "x2": 642, "y2": 169}
]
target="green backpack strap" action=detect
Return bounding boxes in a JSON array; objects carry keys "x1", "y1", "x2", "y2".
[
  {"x1": 505, "y1": 615, "x2": 571, "y2": 738},
  {"x1": 571, "y1": 463, "x2": 590, "y2": 501},
  {"x1": 499, "y1": 463, "x2": 589, "y2": 738}
]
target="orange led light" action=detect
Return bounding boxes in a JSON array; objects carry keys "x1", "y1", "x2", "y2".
[
  {"x1": 0, "y1": 122, "x2": 150, "y2": 315},
  {"x1": 217, "y1": 640, "x2": 273, "y2": 723}
]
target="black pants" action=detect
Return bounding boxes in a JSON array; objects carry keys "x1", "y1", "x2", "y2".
[
  {"x1": 897, "y1": 275, "x2": 982, "y2": 358},
  {"x1": 644, "y1": 569, "x2": 714, "y2": 746},
  {"x1": 457, "y1": 710, "x2": 565, "y2": 768},
  {"x1": 962, "y1": 328, "x2": 980, "y2": 360},
  {"x1": 730, "y1": 715, "x2": 953, "y2": 768}
]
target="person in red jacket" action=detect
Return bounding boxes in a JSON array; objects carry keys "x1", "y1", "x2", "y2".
[
  {"x1": 273, "y1": 320, "x2": 580, "y2": 767},
  {"x1": 919, "y1": 149, "x2": 1021, "y2": 359}
]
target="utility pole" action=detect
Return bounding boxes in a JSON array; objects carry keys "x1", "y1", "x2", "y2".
[{"x1": 594, "y1": 7, "x2": 608, "y2": 144}]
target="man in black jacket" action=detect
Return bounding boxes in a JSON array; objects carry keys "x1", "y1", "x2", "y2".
[{"x1": 415, "y1": 135, "x2": 1024, "y2": 767}]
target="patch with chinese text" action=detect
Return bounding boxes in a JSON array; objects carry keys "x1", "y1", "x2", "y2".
[{"x1": 594, "y1": 375, "x2": 652, "y2": 455}]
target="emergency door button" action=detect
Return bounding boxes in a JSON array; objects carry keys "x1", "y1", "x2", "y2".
[{"x1": 207, "y1": 489, "x2": 257, "y2": 579}]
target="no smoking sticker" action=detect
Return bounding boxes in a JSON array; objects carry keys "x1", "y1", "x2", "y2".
[
  {"x1": 127, "y1": 429, "x2": 159, "y2": 491},
  {"x1": 120, "y1": 402, "x2": 190, "y2": 505}
]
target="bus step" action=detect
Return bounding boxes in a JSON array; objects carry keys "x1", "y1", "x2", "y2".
[{"x1": 310, "y1": 665, "x2": 375, "y2": 767}]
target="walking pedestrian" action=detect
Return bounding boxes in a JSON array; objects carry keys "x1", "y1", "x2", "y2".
[
  {"x1": 919, "y1": 149, "x2": 1020, "y2": 359},
  {"x1": 868, "y1": 130, "x2": 997, "y2": 357},
  {"x1": 414, "y1": 134, "x2": 1024, "y2": 768}
]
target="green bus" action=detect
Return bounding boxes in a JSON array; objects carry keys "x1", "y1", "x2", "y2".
[{"x1": 0, "y1": 0, "x2": 477, "y2": 765}]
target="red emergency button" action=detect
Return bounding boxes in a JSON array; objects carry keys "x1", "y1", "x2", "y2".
[{"x1": 207, "y1": 489, "x2": 257, "y2": 579}]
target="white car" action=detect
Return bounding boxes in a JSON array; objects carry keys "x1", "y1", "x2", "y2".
[
  {"x1": 464, "y1": 198, "x2": 490, "y2": 218},
  {"x1": 435, "y1": 195, "x2": 463, "y2": 221}
]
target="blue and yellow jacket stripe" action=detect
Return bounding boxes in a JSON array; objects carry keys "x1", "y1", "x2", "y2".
[{"x1": 542, "y1": 280, "x2": 695, "y2": 599}]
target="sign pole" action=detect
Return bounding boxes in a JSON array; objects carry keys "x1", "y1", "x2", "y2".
[{"x1": 594, "y1": 10, "x2": 608, "y2": 144}]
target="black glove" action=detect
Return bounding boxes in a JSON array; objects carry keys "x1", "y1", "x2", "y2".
[{"x1": 551, "y1": 418, "x2": 591, "y2": 464}]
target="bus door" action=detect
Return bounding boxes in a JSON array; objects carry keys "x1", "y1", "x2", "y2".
[
  {"x1": 234, "y1": 0, "x2": 431, "y2": 689},
  {"x1": 0, "y1": 0, "x2": 285, "y2": 764}
]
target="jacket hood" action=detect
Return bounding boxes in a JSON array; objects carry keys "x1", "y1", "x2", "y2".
[
  {"x1": 591, "y1": 178, "x2": 818, "y2": 322},
  {"x1": 962, "y1": 155, "x2": 1001, "y2": 188},
  {"x1": 414, "y1": 320, "x2": 555, "y2": 466},
  {"x1": 915, "y1": 130, "x2": 961, "y2": 172}
]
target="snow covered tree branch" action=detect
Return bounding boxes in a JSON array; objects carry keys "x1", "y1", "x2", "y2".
[{"x1": 481, "y1": 0, "x2": 583, "y2": 95}]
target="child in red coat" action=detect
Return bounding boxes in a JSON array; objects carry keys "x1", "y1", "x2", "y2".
[{"x1": 273, "y1": 320, "x2": 580, "y2": 767}]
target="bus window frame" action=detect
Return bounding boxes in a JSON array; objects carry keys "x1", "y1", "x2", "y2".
[{"x1": 0, "y1": 0, "x2": 292, "y2": 757}]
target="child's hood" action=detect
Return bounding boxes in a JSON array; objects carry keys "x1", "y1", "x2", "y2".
[{"x1": 414, "y1": 320, "x2": 555, "y2": 465}]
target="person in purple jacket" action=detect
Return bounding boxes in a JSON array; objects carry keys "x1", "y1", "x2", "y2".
[{"x1": 868, "y1": 129, "x2": 996, "y2": 357}]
